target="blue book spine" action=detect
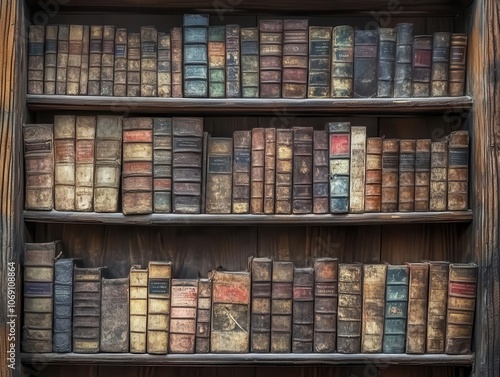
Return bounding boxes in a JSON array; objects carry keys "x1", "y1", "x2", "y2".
[
  {"x1": 383, "y1": 265, "x2": 409, "y2": 353},
  {"x1": 183, "y1": 14, "x2": 209, "y2": 97}
]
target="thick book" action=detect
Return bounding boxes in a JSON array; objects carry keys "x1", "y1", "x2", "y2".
[
  {"x1": 394, "y1": 23, "x2": 414, "y2": 98},
  {"x1": 415, "y1": 139, "x2": 431, "y2": 211},
  {"x1": 44, "y1": 25, "x2": 58, "y2": 95},
  {"x1": 427, "y1": 261, "x2": 449, "y2": 353},
  {"x1": 264, "y1": 128, "x2": 276, "y2": 214},
  {"x1": 28, "y1": 25, "x2": 45, "y2": 94},
  {"x1": 445, "y1": 263, "x2": 478, "y2": 354},
  {"x1": 353, "y1": 30, "x2": 378, "y2": 98},
  {"x1": 383, "y1": 264, "x2": 409, "y2": 353},
  {"x1": 153, "y1": 118, "x2": 173, "y2": 213},
  {"x1": 313, "y1": 257, "x2": 338, "y2": 353},
  {"x1": 196, "y1": 278, "x2": 212, "y2": 353},
  {"x1": 208, "y1": 26, "x2": 225, "y2": 98},
  {"x1": 381, "y1": 139, "x2": 399, "y2": 212},
  {"x1": 282, "y1": 19, "x2": 308, "y2": 98},
  {"x1": 172, "y1": 117, "x2": 204, "y2": 214},
  {"x1": 349, "y1": 126, "x2": 367, "y2": 213},
  {"x1": 23, "y1": 123, "x2": 54, "y2": 210},
  {"x1": 449, "y1": 34, "x2": 468, "y2": 97},
  {"x1": 431, "y1": 32, "x2": 451, "y2": 97},
  {"x1": 226, "y1": 24, "x2": 241, "y2": 98},
  {"x1": 94, "y1": 115, "x2": 123, "y2": 213},
  {"x1": 206, "y1": 137, "x2": 233, "y2": 214},
  {"x1": 377, "y1": 28, "x2": 396, "y2": 98},
  {"x1": 292, "y1": 267, "x2": 314, "y2": 353},
  {"x1": 171, "y1": 27, "x2": 183, "y2": 98},
  {"x1": 127, "y1": 32, "x2": 141, "y2": 97},
  {"x1": 122, "y1": 117, "x2": 153, "y2": 215},
  {"x1": 251, "y1": 257, "x2": 273, "y2": 352},
  {"x1": 331, "y1": 25, "x2": 354, "y2": 98},
  {"x1": 251, "y1": 128, "x2": 265, "y2": 214},
  {"x1": 271, "y1": 261, "x2": 294, "y2": 353},
  {"x1": 169, "y1": 279, "x2": 198, "y2": 353},
  {"x1": 114, "y1": 28, "x2": 128, "y2": 97},
  {"x1": 430, "y1": 141, "x2": 448, "y2": 211},
  {"x1": 129, "y1": 265, "x2": 148, "y2": 353},
  {"x1": 54, "y1": 115, "x2": 76, "y2": 211},
  {"x1": 141, "y1": 26, "x2": 158, "y2": 97},
  {"x1": 183, "y1": 15, "x2": 209, "y2": 97},
  {"x1": 293, "y1": 127, "x2": 314, "y2": 214},
  {"x1": 406, "y1": 262, "x2": 429, "y2": 354},
  {"x1": 101, "y1": 277, "x2": 129, "y2": 352},
  {"x1": 275, "y1": 129, "x2": 293, "y2": 214},
  {"x1": 328, "y1": 122, "x2": 351, "y2": 213},
  {"x1": 147, "y1": 261, "x2": 172, "y2": 354},
  {"x1": 365, "y1": 137, "x2": 383, "y2": 212},
  {"x1": 313, "y1": 130, "x2": 329, "y2": 214},
  {"x1": 22, "y1": 241, "x2": 61, "y2": 353},
  {"x1": 80, "y1": 26, "x2": 90, "y2": 95},
  {"x1": 308, "y1": 26, "x2": 332, "y2": 98},
  {"x1": 232, "y1": 130, "x2": 251, "y2": 214},
  {"x1": 56, "y1": 25, "x2": 69, "y2": 95},
  {"x1": 447, "y1": 130, "x2": 469, "y2": 210},
  {"x1": 158, "y1": 32, "x2": 172, "y2": 98},
  {"x1": 241, "y1": 28, "x2": 259, "y2": 98},
  {"x1": 259, "y1": 20, "x2": 283, "y2": 98},
  {"x1": 412, "y1": 35, "x2": 433, "y2": 97},
  {"x1": 211, "y1": 270, "x2": 251, "y2": 353},
  {"x1": 100, "y1": 25, "x2": 115, "y2": 96},
  {"x1": 337, "y1": 263, "x2": 362, "y2": 353},
  {"x1": 75, "y1": 116, "x2": 96, "y2": 211},
  {"x1": 361, "y1": 264, "x2": 387, "y2": 353},
  {"x1": 88, "y1": 25, "x2": 103, "y2": 96}
]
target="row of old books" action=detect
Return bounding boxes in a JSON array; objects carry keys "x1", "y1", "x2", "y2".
[
  {"x1": 23, "y1": 240, "x2": 477, "y2": 355},
  {"x1": 23, "y1": 116, "x2": 469, "y2": 214},
  {"x1": 27, "y1": 19, "x2": 467, "y2": 99}
]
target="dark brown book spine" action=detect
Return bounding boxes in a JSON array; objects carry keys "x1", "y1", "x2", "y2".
[
  {"x1": 427, "y1": 261, "x2": 449, "y2": 353},
  {"x1": 241, "y1": 28, "x2": 260, "y2": 98},
  {"x1": 431, "y1": 32, "x2": 451, "y2": 97},
  {"x1": 114, "y1": 28, "x2": 128, "y2": 97},
  {"x1": 394, "y1": 23, "x2": 414, "y2": 98},
  {"x1": 127, "y1": 33, "x2": 141, "y2": 97},
  {"x1": 381, "y1": 139, "x2": 399, "y2": 212},
  {"x1": 331, "y1": 25, "x2": 354, "y2": 98},
  {"x1": 226, "y1": 24, "x2": 241, "y2": 98},
  {"x1": 282, "y1": 19, "x2": 308, "y2": 98},
  {"x1": 251, "y1": 257, "x2": 273, "y2": 352},
  {"x1": 293, "y1": 127, "x2": 314, "y2": 214},
  {"x1": 415, "y1": 139, "x2": 431, "y2": 211},
  {"x1": 447, "y1": 130, "x2": 469, "y2": 210},
  {"x1": 88, "y1": 25, "x2": 102, "y2": 96},
  {"x1": 365, "y1": 137, "x2": 383, "y2": 212},
  {"x1": 196, "y1": 278, "x2": 212, "y2": 353},
  {"x1": 153, "y1": 118, "x2": 173, "y2": 213},
  {"x1": 377, "y1": 28, "x2": 396, "y2": 98},
  {"x1": 313, "y1": 130, "x2": 329, "y2": 214},
  {"x1": 337, "y1": 263, "x2": 362, "y2": 353},
  {"x1": 259, "y1": 20, "x2": 283, "y2": 98},
  {"x1": 100, "y1": 277, "x2": 129, "y2": 352},
  {"x1": 406, "y1": 262, "x2": 429, "y2": 354},
  {"x1": 430, "y1": 141, "x2": 448, "y2": 211},
  {"x1": 292, "y1": 267, "x2": 314, "y2": 353},
  {"x1": 201, "y1": 131, "x2": 209, "y2": 214},
  {"x1": 264, "y1": 128, "x2": 276, "y2": 214},
  {"x1": 171, "y1": 27, "x2": 183, "y2": 98},
  {"x1": 251, "y1": 128, "x2": 265, "y2": 214},
  {"x1": 206, "y1": 137, "x2": 233, "y2": 214},
  {"x1": 412, "y1": 35, "x2": 433, "y2": 97},
  {"x1": 275, "y1": 129, "x2": 293, "y2": 214},
  {"x1": 80, "y1": 26, "x2": 89, "y2": 95},
  {"x1": 101, "y1": 25, "x2": 115, "y2": 96},
  {"x1": 232, "y1": 130, "x2": 251, "y2": 214},
  {"x1": 141, "y1": 26, "x2": 158, "y2": 97},
  {"x1": 169, "y1": 279, "x2": 198, "y2": 354},
  {"x1": 449, "y1": 34, "x2": 468, "y2": 97},
  {"x1": 271, "y1": 261, "x2": 294, "y2": 353},
  {"x1": 44, "y1": 25, "x2": 58, "y2": 94},
  {"x1": 28, "y1": 25, "x2": 45, "y2": 94},
  {"x1": 353, "y1": 30, "x2": 378, "y2": 98},
  {"x1": 398, "y1": 139, "x2": 415, "y2": 212},
  {"x1": 56, "y1": 25, "x2": 69, "y2": 95},
  {"x1": 158, "y1": 32, "x2": 172, "y2": 98},
  {"x1": 308, "y1": 26, "x2": 332, "y2": 98}
]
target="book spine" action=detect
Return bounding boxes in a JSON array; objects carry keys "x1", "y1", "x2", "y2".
[
  {"x1": 383, "y1": 265, "x2": 409, "y2": 353},
  {"x1": 241, "y1": 28, "x2": 260, "y2": 98},
  {"x1": 349, "y1": 126, "x2": 367, "y2": 213},
  {"x1": 196, "y1": 278, "x2": 212, "y2": 353},
  {"x1": 141, "y1": 26, "x2": 158, "y2": 97},
  {"x1": 56, "y1": 25, "x2": 69, "y2": 95},
  {"x1": 208, "y1": 26, "x2": 226, "y2": 98},
  {"x1": 271, "y1": 261, "x2": 294, "y2": 353},
  {"x1": 430, "y1": 141, "x2": 448, "y2": 211},
  {"x1": 127, "y1": 33, "x2": 141, "y2": 97},
  {"x1": 313, "y1": 130, "x2": 329, "y2": 213},
  {"x1": 259, "y1": 20, "x2": 283, "y2": 98},
  {"x1": 394, "y1": 23, "x2": 414, "y2": 98},
  {"x1": 328, "y1": 121, "x2": 351, "y2": 213},
  {"x1": 365, "y1": 137, "x2": 383, "y2": 212},
  {"x1": 353, "y1": 30, "x2": 378, "y2": 98},
  {"x1": 54, "y1": 115, "x2": 76, "y2": 211},
  {"x1": 171, "y1": 27, "x2": 183, "y2": 98},
  {"x1": 308, "y1": 26, "x2": 332, "y2": 98},
  {"x1": 232, "y1": 130, "x2": 251, "y2": 214},
  {"x1": 412, "y1": 35, "x2": 433, "y2": 97},
  {"x1": 447, "y1": 130, "x2": 469, "y2": 211},
  {"x1": 293, "y1": 127, "x2": 314, "y2": 214},
  {"x1": 406, "y1": 262, "x2": 429, "y2": 354},
  {"x1": 100, "y1": 25, "x2": 115, "y2": 96},
  {"x1": 251, "y1": 257, "x2": 273, "y2": 352},
  {"x1": 398, "y1": 139, "x2": 416, "y2": 212},
  {"x1": 415, "y1": 139, "x2": 431, "y2": 211},
  {"x1": 331, "y1": 25, "x2": 354, "y2": 98},
  {"x1": 431, "y1": 32, "x2": 451, "y2": 97},
  {"x1": 206, "y1": 137, "x2": 233, "y2": 214},
  {"x1": 28, "y1": 25, "x2": 45, "y2": 94},
  {"x1": 100, "y1": 277, "x2": 129, "y2": 352},
  {"x1": 183, "y1": 15, "x2": 209, "y2": 98},
  {"x1": 282, "y1": 19, "x2": 308, "y2": 99},
  {"x1": 362, "y1": 264, "x2": 387, "y2": 353},
  {"x1": 169, "y1": 279, "x2": 198, "y2": 353},
  {"x1": 427, "y1": 261, "x2": 449, "y2": 353},
  {"x1": 337, "y1": 264, "x2": 362, "y2": 353},
  {"x1": 264, "y1": 128, "x2": 276, "y2": 214},
  {"x1": 75, "y1": 116, "x2": 96, "y2": 211},
  {"x1": 251, "y1": 128, "x2": 265, "y2": 214},
  {"x1": 449, "y1": 34, "x2": 468, "y2": 97},
  {"x1": 292, "y1": 267, "x2": 314, "y2": 353},
  {"x1": 377, "y1": 28, "x2": 396, "y2": 98},
  {"x1": 158, "y1": 32, "x2": 172, "y2": 98},
  {"x1": 381, "y1": 139, "x2": 399, "y2": 212},
  {"x1": 88, "y1": 25, "x2": 102, "y2": 96},
  {"x1": 80, "y1": 26, "x2": 89, "y2": 95},
  {"x1": 201, "y1": 131, "x2": 209, "y2": 213},
  {"x1": 275, "y1": 129, "x2": 293, "y2": 214},
  {"x1": 114, "y1": 28, "x2": 128, "y2": 97},
  {"x1": 129, "y1": 266, "x2": 148, "y2": 353},
  {"x1": 153, "y1": 118, "x2": 173, "y2": 213},
  {"x1": 226, "y1": 24, "x2": 241, "y2": 98},
  {"x1": 44, "y1": 25, "x2": 58, "y2": 95}
]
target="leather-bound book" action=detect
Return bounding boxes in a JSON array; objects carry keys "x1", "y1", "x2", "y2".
[
  {"x1": 53, "y1": 258, "x2": 82, "y2": 352},
  {"x1": 308, "y1": 26, "x2": 332, "y2": 98},
  {"x1": 383, "y1": 264, "x2": 409, "y2": 353},
  {"x1": 196, "y1": 278, "x2": 212, "y2": 353},
  {"x1": 331, "y1": 25, "x2": 354, "y2": 98},
  {"x1": 80, "y1": 26, "x2": 90, "y2": 95},
  {"x1": 361, "y1": 264, "x2": 387, "y2": 353},
  {"x1": 22, "y1": 241, "x2": 61, "y2": 353},
  {"x1": 328, "y1": 121, "x2": 351, "y2": 213},
  {"x1": 259, "y1": 20, "x2": 283, "y2": 98},
  {"x1": 114, "y1": 28, "x2": 128, "y2": 97},
  {"x1": 54, "y1": 115, "x2": 76, "y2": 211},
  {"x1": 88, "y1": 25, "x2": 103, "y2": 96},
  {"x1": 353, "y1": 30, "x2": 378, "y2": 98},
  {"x1": 23, "y1": 123, "x2": 54, "y2": 210},
  {"x1": 412, "y1": 35, "x2": 433, "y2": 97},
  {"x1": 431, "y1": 32, "x2": 451, "y2": 97},
  {"x1": 101, "y1": 277, "x2": 129, "y2": 352},
  {"x1": 129, "y1": 265, "x2": 148, "y2": 353},
  {"x1": 449, "y1": 34, "x2": 468, "y2": 96},
  {"x1": 394, "y1": 23, "x2": 413, "y2": 98},
  {"x1": 206, "y1": 137, "x2": 233, "y2": 214},
  {"x1": 28, "y1": 25, "x2": 44, "y2": 94},
  {"x1": 75, "y1": 116, "x2": 96, "y2": 212},
  {"x1": 169, "y1": 279, "x2": 198, "y2": 353},
  {"x1": 44, "y1": 25, "x2": 58, "y2": 94},
  {"x1": 241, "y1": 28, "x2": 260, "y2": 98},
  {"x1": 171, "y1": 27, "x2": 183, "y2": 97},
  {"x1": 350, "y1": 126, "x2": 367, "y2": 213},
  {"x1": 313, "y1": 130, "x2": 329, "y2": 214},
  {"x1": 226, "y1": 24, "x2": 241, "y2": 98},
  {"x1": 275, "y1": 129, "x2": 293, "y2": 214},
  {"x1": 406, "y1": 262, "x2": 429, "y2": 354},
  {"x1": 313, "y1": 257, "x2": 338, "y2": 353},
  {"x1": 430, "y1": 141, "x2": 448, "y2": 211},
  {"x1": 100, "y1": 25, "x2": 115, "y2": 96},
  {"x1": 271, "y1": 261, "x2": 294, "y2": 353},
  {"x1": 365, "y1": 137, "x2": 383, "y2": 212},
  {"x1": 172, "y1": 117, "x2": 204, "y2": 213},
  {"x1": 93, "y1": 115, "x2": 123, "y2": 213},
  {"x1": 56, "y1": 25, "x2": 69, "y2": 95},
  {"x1": 292, "y1": 267, "x2": 314, "y2": 353},
  {"x1": 427, "y1": 261, "x2": 449, "y2": 353},
  {"x1": 251, "y1": 257, "x2": 273, "y2": 352},
  {"x1": 264, "y1": 128, "x2": 276, "y2": 214},
  {"x1": 183, "y1": 14, "x2": 209, "y2": 97},
  {"x1": 122, "y1": 117, "x2": 153, "y2": 215},
  {"x1": 127, "y1": 32, "x2": 141, "y2": 97},
  {"x1": 282, "y1": 19, "x2": 308, "y2": 98},
  {"x1": 211, "y1": 270, "x2": 251, "y2": 353},
  {"x1": 293, "y1": 127, "x2": 314, "y2": 214},
  {"x1": 141, "y1": 26, "x2": 158, "y2": 97},
  {"x1": 201, "y1": 131, "x2": 209, "y2": 213},
  {"x1": 415, "y1": 139, "x2": 431, "y2": 211},
  {"x1": 337, "y1": 263, "x2": 362, "y2": 353},
  {"x1": 153, "y1": 118, "x2": 173, "y2": 213},
  {"x1": 381, "y1": 139, "x2": 399, "y2": 212},
  {"x1": 208, "y1": 26, "x2": 225, "y2": 98},
  {"x1": 232, "y1": 130, "x2": 251, "y2": 214},
  {"x1": 447, "y1": 130, "x2": 469, "y2": 210},
  {"x1": 158, "y1": 32, "x2": 172, "y2": 98},
  {"x1": 251, "y1": 128, "x2": 265, "y2": 214},
  {"x1": 377, "y1": 28, "x2": 396, "y2": 98},
  {"x1": 399, "y1": 139, "x2": 416, "y2": 212},
  {"x1": 445, "y1": 263, "x2": 477, "y2": 354}
]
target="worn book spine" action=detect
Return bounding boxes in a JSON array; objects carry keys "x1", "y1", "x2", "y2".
[
  {"x1": 183, "y1": 14, "x2": 209, "y2": 97},
  {"x1": 171, "y1": 27, "x2": 183, "y2": 98},
  {"x1": 251, "y1": 128, "x2": 265, "y2": 214},
  {"x1": 381, "y1": 139, "x2": 399, "y2": 212},
  {"x1": 129, "y1": 265, "x2": 148, "y2": 353},
  {"x1": 54, "y1": 115, "x2": 76, "y2": 211},
  {"x1": 349, "y1": 126, "x2": 367, "y2": 213},
  {"x1": 28, "y1": 25, "x2": 45, "y2": 94},
  {"x1": 377, "y1": 28, "x2": 396, "y2": 98},
  {"x1": 56, "y1": 25, "x2": 69, "y2": 95},
  {"x1": 122, "y1": 117, "x2": 153, "y2": 215},
  {"x1": 226, "y1": 24, "x2": 241, "y2": 98},
  {"x1": 113, "y1": 28, "x2": 128, "y2": 97},
  {"x1": 282, "y1": 19, "x2": 308, "y2": 98},
  {"x1": 412, "y1": 35, "x2": 433, "y2": 97},
  {"x1": 22, "y1": 241, "x2": 60, "y2": 353},
  {"x1": 308, "y1": 26, "x2": 332, "y2": 98},
  {"x1": 251, "y1": 257, "x2": 273, "y2": 352},
  {"x1": 365, "y1": 137, "x2": 383, "y2": 212},
  {"x1": 141, "y1": 26, "x2": 158, "y2": 97},
  {"x1": 313, "y1": 130, "x2": 329, "y2": 214},
  {"x1": 208, "y1": 26, "x2": 225, "y2": 98},
  {"x1": 153, "y1": 118, "x2": 173, "y2": 213},
  {"x1": 127, "y1": 32, "x2": 141, "y2": 97},
  {"x1": 415, "y1": 139, "x2": 431, "y2": 211},
  {"x1": 313, "y1": 257, "x2": 338, "y2": 353},
  {"x1": 271, "y1": 261, "x2": 294, "y2": 353},
  {"x1": 427, "y1": 261, "x2": 449, "y2": 353},
  {"x1": 79, "y1": 26, "x2": 89, "y2": 95},
  {"x1": 292, "y1": 267, "x2": 314, "y2": 353},
  {"x1": 293, "y1": 127, "x2": 314, "y2": 214},
  {"x1": 172, "y1": 117, "x2": 204, "y2": 213},
  {"x1": 232, "y1": 130, "x2": 251, "y2": 214},
  {"x1": 88, "y1": 25, "x2": 103, "y2": 96},
  {"x1": 383, "y1": 265, "x2": 409, "y2": 353},
  {"x1": 94, "y1": 115, "x2": 123, "y2": 212},
  {"x1": 275, "y1": 129, "x2": 293, "y2": 214},
  {"x1": 201, "y1": 131, "x2": 209, "y2": 214},
  {"x1": 75, "y1": 116, "x2": 96, "y2": 211},
  {"x1": 430, "y1": 141, "x2": 448, "y2": 211},
  {"x1": 431, "y1": 32, "x2": 451, "y2": 97},
  {"x1": 328, "y1": 121, "x2": 351, "y2": 213},
  {"x1": 100, "y1": 25, "x2": 115, "y2": 96},
  {"x1": 241, "y1": 28, "x2": 259, "y2": 98},
  {"x1": 445, "y1": 263, "x2": 477, "y2": 354},
  {"x1": 406, "y1": 262, "x2": 429, "y2": 354},
  {"x1": 158, "y1": 32, "x2": 172, "y2": 98},
  {"x1": 43, "y1": 25, "x2": 58, "y2": 94},
  {"x1": 264, "y1": 128, "x2": 276, "y2": 214},
  {"x1": 101, "y1": 277, "x2": 129, "y2": 352},
  {"x1": 337, "y1": 263, "x2": 362, "y2": 353},
  {"x1": 169, "y1": 279, "x2": 198, "y2": 353},
  {"x1": 447, "y1": 130, "x2": 469, "y2": 211},
  {"x1": 23, "y1": 123, "x2": 54, "y2": 210},
  {"x1": 206, "y1": 137, "x2": 233, "y2": 213},
  {"x1": 211, "y1": 270, "x2": 251, "y2": 353},
  {"x1": 260, "y1": 20, "x2": 283, "y2": 98},
  {"x1": 394, "y1": 23, "x2": 414, "y2": 97},
  {"x1": 449, "y1": 34, "x2": 468, "y2": 97},
  {"x1": 331, "y1": 25, "x2": 354, "y2": 98},
  {"x1": 353, "y1": 30, "x2": 378, "y2": 98},
  {"x1": 196, "y1": 278, "x2": 212, "y2": 353},
  {"x1": 399, "y1": 139, "x2": 416, "y2": 212}
]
